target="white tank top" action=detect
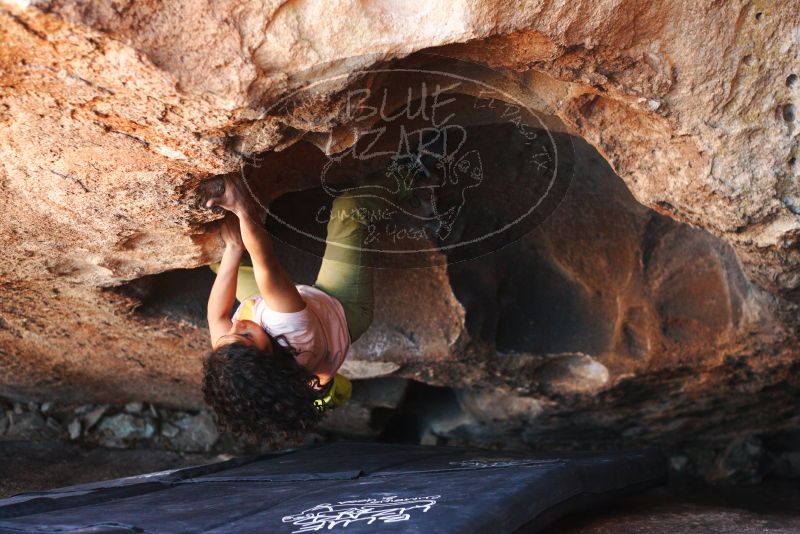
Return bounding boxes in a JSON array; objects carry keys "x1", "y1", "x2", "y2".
[{"x1": 232, "y1": 285, "x2": 350, "y2": 382}]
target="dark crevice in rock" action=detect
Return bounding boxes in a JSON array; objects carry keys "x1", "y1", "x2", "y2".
[
  {"x1": 235, "y1": 103, "x2": 758, "y2": 362},
  {"x1": 113, "y1": 268, "x2": 217, "y2": 328},
  {"x1": 111, "y1": 236, "x2": 323, "y2": 328},
  {"x1": 375, "y1": 381, "x2": 464, "y2": 445},
  {"x1": 446, "y1": 134, "x2": 755, "y2": 360}
]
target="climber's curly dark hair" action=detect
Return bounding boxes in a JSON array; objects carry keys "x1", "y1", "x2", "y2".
[{"x1": 202, "y1": 335, "x2": 324, "y2": 439}]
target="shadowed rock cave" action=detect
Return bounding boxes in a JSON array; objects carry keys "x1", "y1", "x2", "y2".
[
  {"x1": 129, "y1": 127, "x2": 755, "y2": 369},
  {"x1": 114, "y1": 124, "x2": 763, "y2": 470},
  {"x1": 72, "y1": 58, "x2": 787, "y2": 490}
]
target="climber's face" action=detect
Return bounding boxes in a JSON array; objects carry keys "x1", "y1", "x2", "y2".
[{"x1": 214, "y1": 319, "x2": 271, "y2": 352}]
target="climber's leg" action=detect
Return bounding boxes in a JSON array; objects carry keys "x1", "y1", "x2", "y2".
[{"x1": 313, "y1": 194, "x2": 375, "y2": 343}]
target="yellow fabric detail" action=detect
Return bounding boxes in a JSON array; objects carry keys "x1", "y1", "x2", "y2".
[
  {"x1": 313, "y1": 374, "x2": 352, "y2": 411},
  {"x1": 209, "y1": 263, "x2": 261, "y2": 304},
  {"x1": 236, "y1": 298, "x2": 257, "y2": 322}
]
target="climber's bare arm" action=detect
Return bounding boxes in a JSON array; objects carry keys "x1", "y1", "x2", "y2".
[
  {"x1": 207, "y1": 214, "x2": 242, "y2": 345},
  {"x1": 206, "y1": 175, "x2": 305, "y2": 313},
  {"x1": 236, "y1": 211, "x2": 306, "y2": 313}
]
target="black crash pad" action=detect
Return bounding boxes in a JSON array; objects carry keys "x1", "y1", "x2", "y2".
[{"x1": 0, "y1": 442, "x2": 665, "y2": 533}]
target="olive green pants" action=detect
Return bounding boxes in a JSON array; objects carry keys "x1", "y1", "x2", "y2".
[
  {"x1": 214, "y1": 194, "x2": 375, "y2": 343},
  {"x1": 311, "y1": 194, "x2": 375, "y2": 343}
]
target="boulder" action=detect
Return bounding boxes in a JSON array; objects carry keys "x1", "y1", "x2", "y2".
[
  {"x1": 0, "y1": 1, "x2": 797, "y2": 459},
  {"x1": 95, "y1": 413, "x2": 157, "y2": 448},
  {"x1": 166, "y1": 412, "x2": 219, "y2": 452}
]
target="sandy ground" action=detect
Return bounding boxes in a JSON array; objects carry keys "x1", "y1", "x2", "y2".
[
  {"x1": 0, "y1": 440, "x2": 220, "y2": 499},
  {"x1": 543, "y1": 478, "x2": 800, "y2": 533}
]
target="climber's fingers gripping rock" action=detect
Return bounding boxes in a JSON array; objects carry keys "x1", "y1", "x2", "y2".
[{"x1": 204, "y1": 173, "x2": 262, "y2": 221}]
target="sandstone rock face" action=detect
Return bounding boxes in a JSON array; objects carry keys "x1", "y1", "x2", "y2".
[{"x1": 0, "y1": 0, "x2": 798, "y2": 458}]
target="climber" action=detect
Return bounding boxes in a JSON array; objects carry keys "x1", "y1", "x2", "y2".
[{"x1": 201, "y1": 174, "x2": 374, "y2": 438}]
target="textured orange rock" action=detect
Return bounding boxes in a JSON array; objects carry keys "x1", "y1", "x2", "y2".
[
  {"x1": 0, "y1": 0, "x2": 797, "y2": 446},
  {"x1": 15, "y1": 0, "x2": 798, "y2": 294}
]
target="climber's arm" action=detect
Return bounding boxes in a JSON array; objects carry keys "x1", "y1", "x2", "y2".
[
  {"x1": 237, "y1": 210, "x2": 306, "y2": 313},
  {"x1": 204, "y1": 173, "x2": 305, "y2": 313},
  {"x1": 207, "y1": 215, "x2": 242, "y2": 345}
]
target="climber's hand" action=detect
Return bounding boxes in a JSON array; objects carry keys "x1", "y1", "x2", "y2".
[
  {"x1": 219, "y1": 212, "x2": 243, "y2": 251},
  {"x1": 204, "y1": 174, "x2": 237, "y2": 212},
  {"x1": 204, "y1": 173, "x2": 261, "y2": 218}
]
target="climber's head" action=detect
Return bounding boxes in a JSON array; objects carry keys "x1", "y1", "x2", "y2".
[
  {"x1": 212, "y1": 318, "x2": 271, "y2": 352},
  {"x1": 202, "y1": 337, "x2": 323, "y2": 438}
]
